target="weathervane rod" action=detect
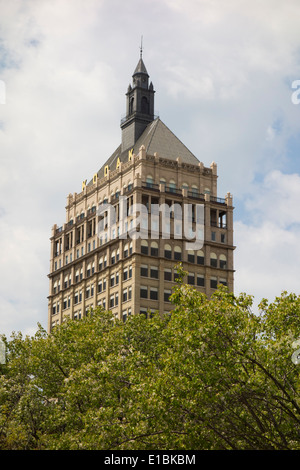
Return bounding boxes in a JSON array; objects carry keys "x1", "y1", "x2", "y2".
[{"x1": 140, "y1": 35, "x2": 143, "y2": 58}]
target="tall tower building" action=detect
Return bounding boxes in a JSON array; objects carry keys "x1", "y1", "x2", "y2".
[{"x1": 48, "y1": 53, "x2": 235, "y2": 332}]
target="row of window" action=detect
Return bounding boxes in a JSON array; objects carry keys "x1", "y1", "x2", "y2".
[
  {"x1": 54, "y1": 240, "x2": 134, "y2": 272},
  {"x1": 141, "y1": 242, "x2": 227, "y2": 268},
  {"x1": 53, "y1": 262, "x2": 133, "y2": 294}
]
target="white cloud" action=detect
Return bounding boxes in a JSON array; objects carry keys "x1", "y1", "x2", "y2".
[{"x1": 234, "y1": 170, "x2": 300, "y2": 305}]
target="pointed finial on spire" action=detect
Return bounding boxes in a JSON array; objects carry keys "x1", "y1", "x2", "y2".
[{"x1": 140, "y1": 35, "x2": 143, "y2": 59}]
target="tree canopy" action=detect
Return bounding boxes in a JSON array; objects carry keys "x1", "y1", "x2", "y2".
[{"x1": 1, "y1": 266, "x2": 299, "y2": 450}]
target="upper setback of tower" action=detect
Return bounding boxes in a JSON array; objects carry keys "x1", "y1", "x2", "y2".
[{"x1": 89, "y1": 54, "x2": 202, "y2": 184}]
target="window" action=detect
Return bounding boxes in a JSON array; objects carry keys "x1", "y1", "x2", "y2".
[
  {"x1": 174, "y1": 246, "x2": 182, "y2": 261},
  {"x1": 164, "y1": 289, "x2": 172, "y2": 302},
  {"x1": 151, "y1": 241, "x2": 158, "y2": 256},
  {"x1": 220, "y1": 278, "x2": 227, "y2": 286},
  {"x1": 188, "y1": 250, "x2": 195, "y2": 263},
  {"x1": 141, "y1": 264, "x2": 148, "y2": 277},
  {"x1": 123, "y1": 267, "x2": 128, "y2": 281},
  {"x1": 87, "y1": 263, "x2": 91, "y2": 277},
  {"x1": 110, "y1": 274, "x2": 115, "y2": 287},
  {"x1": 221, "y1": 233, "x2": 226, "y2": 243},
  {"x1": 122, "y1": 310, "x2": 127, "y2": 322},
  {"x1": 188, "y1": 273, "x2": 195, "y2": 285},
  {"x1": 197, "y1": 250, "x2": 204, "y2": 265},
  {"x1": 164, "y1": 244, "x2": 172, "y2": 259},
  {"x1": 210, "y1": 277, "x2": 218, "y2": 289},
  {"x1": 129, "y1": 265, "x2": 132, "y2": 278},
  {"x1": 220, "y1": 254, "x2": 227, "y2": 269},
  {"x1": 169, "y1": 179, "x2": 176, "y2": 193},
  {"x1": 150, "y1": 287, "x2": 158, "y2": 300},
  {"x1": 150, "y1": 266, "x2": 159, "y2": 279},
  {"x1": 99, "y1": 256, "x2": 103, "y2": 271},
  {"x1": 140, "y1": 286, "x2": 148, "y2": 299},
  {"x1": 86, "y1": 285, "x2": 90, "y2": 298},
  {"x1": 164, "y1": 268, "x2": 172, "y2": 281},
  {"x1": 197, "y1": 275, "x2": 205, "y2": 287},
  {"x1": 111, "y1": 250, "x2": 116, "y2": 264},
  {"x1": 210, "y1": 252, "x2": 217, "y2": 268},
  {"x1": 74, "y1": 291, "x2": 79, "y2": 304},
  {"x1": 141, "y1": 240, "x2": 148, "y2": 255},
  {"x1": 110, "y1": 295, "x2": 114, "y2": 308},
  {"x1": 146, "y1": 175, "x2": 153, "y2": 188},
  {"x1": 211, "y1": 231, "x2": 216, "y2": 241},
  {"x1": 124, "y1": 243, "x2": 129, "y2": 257},
  {"x1": 128, "y1": 286, "x2": 132, "y2": 300},
  {"x1": 123, "y1": 288, "x2": 128, "y2": 302},
  {"x1": 191, "y1": 185, "x2": 198, "y2": 197}
]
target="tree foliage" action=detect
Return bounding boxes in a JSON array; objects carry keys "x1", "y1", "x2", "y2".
[{"x1": 1, "y1": 266, "x2": 299, "y2": 450}]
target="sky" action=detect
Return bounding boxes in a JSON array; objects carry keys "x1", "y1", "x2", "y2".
[{"x1": 0, "y1": 0, "x2": 300, "y2": 337}]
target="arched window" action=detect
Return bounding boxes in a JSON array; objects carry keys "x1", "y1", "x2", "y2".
[
  {"x1": 191, "y1": 185, "x2": 198, "y2": 196},
  {"x1": 188, "y1": 250, "x2": 195, "y2": 263},
  {"x1": 169, "y1": 179, "x2": 176, "y2": 193},
  {"x1": 210, "y1": 252, "x2": 217, "y2": 267},
  {"x1": 164, "y1": 243, "x2": 172, "y2": 259},
  {"x1": 87, "y1": 263, "x2": 91, "y2": 277},
  {"x1": 141, "y1": 96, "x2": 149, "y2": 114},
  {"x1": 146, "y1": 175, "x2": 153, "y2": 188},
  {"x1": 141, "y1": 240, "x2": 148, "y2": 255},
  {"x1": 129, "y1": 97, "x2": 134, "y2": 115},
  {"x1": 174, "y1": 246, "x2": 182, "y2": 261},
  {"x1": 219, "y1": 254, "x2": 227, "y2": 269},
  {"x1": 182, "y1": 183, "x2": 189, "y2": 192},
  {"x1": 151, "y1": 241, "x2": 158, "y2": 256},
  {"x1": 197, "y1": 250, "x2": 204, "y2": 265}
]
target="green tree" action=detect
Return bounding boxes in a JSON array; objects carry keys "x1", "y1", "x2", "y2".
[{"x1": 0, "y1": 268, "x2": 299, "y2": 450}]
